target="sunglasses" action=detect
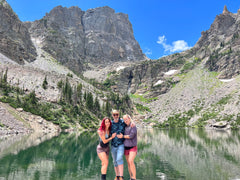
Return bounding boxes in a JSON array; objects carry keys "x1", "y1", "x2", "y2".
[{"x1": 113, "y1": 114, "x2": 119, "y2": 116}]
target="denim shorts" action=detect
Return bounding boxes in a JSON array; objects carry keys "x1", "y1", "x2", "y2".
[{"x1": 111, "y1": 144, "x2": 124, "y2": 167}]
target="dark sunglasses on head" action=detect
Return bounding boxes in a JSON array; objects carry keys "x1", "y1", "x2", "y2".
[{"x1": 113, "y1": 114, "x2": 119, "y2": 116}]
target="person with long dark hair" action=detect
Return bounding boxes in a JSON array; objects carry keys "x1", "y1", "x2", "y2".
[{"x1": 97, "y1": 117, "x2": 116, "y2": 180}]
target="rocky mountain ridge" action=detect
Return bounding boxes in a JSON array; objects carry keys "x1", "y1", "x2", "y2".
[
  {"x1": 25, "y1": 5, "x2": 146, "y2": 73},
  {"x1": 193, "y1": 5, "x2": 240, "y2": 79},
  {"x1": 0, "y1": 0, "x2": 37, "y2": 64}
]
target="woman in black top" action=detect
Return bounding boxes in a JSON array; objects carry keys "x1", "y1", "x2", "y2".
[{"x1": 97, "y1": 117, "x2": 116, "y2": 180}]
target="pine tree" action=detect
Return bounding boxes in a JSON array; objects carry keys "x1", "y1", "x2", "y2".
[
  {"x1": 105, "y1": 100, "x2": 111, "y2": 117},
  {"x1": 28, "y1": 90, "x2": 38, "y2": 105},
  {"x1": 77, "y1": 83, "x2": 82, "y2": 104},
  {"x1": 101, "y1": 103, "x2": 106, "y2": 117},
  {"x1": 17, "y1": 94, "x2": 21, "y2": 105},
  {"x1": 84, "y1": 91, "x2": 87, "y2": 101},
  {"x1": 3, "y1": 68, "x2": 8, "y2": 84},
  {"x1": 63, "y1": 78, "x2": 72, "y2": 103},
  {"x1": 115, "y1": 93, "x2": 121, "y2": 109},
  {"x1": 86, "y1": 92, "x2": 93, "y2": 110},
  {"x1": 42, "y1": 76, "x2": 48, "y2": 90},
  {"x1": 2, "y1": 68, "x2": 9, "y2": 96},
  {"x1": 94, "y1": 96, "x2": 101, "y2": 114},
  {"x1": 57, "y1": 79, "x2": 63, "y2": 89}
]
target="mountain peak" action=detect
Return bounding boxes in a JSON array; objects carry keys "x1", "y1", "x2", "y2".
[{"x1": 222, "y1": 5, "x2": 230, "y2": 15}]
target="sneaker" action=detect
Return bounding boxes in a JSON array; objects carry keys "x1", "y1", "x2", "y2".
[
  {"x1": 114, "y1": 177, "x2": 119, "y2": 180},
  {"x1": 119, "y1": 177, "x2": 124, "y2": 180}
]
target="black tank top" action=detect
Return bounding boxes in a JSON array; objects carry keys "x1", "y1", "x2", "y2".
[{"x1": 99, "y1": 133, "x2": 110, "y2": 148}]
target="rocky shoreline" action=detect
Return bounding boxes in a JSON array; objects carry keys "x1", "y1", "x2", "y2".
[{"x1": 0, "y1": 102, "x2": 60, "y2": 137}]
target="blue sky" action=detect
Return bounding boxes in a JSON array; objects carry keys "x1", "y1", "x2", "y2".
[{"x1": 6, "y1": 0, "x2": 240, "y2": 59}]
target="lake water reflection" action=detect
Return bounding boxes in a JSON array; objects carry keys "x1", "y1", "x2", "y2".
[{"x1": 0, "y1": 129, "x2": 240, "y2": 180}]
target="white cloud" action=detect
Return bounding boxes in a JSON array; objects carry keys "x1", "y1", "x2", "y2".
[
  {"x1": 157, "y1": 35, "x2": 166, "y2": 44},
  {"x1": 157, "y1": 35, "x2": 191, "y2": 53},
  {"x1": 144, "y1": 48, "x2": 152, "y2": 55},
  {"x1": 171, "y1": 40, "x2": 190, "y2": 52}
]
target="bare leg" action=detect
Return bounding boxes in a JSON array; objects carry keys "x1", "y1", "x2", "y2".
[
  {"x1": 114, "y1": 166, "x2": 119, "y2": 176},
  {"x1": 125, "y1": 155, "x2": 131, "y2": 177},
  {"x1": 118, "y1": 164, "x2": 124, "y2": 176},
  {"x1": 128, "y1": 151, "x2": 137, "y2": 179},
  {"x1": 97, "y1": 152, "x2": 109, "y2": 174}
]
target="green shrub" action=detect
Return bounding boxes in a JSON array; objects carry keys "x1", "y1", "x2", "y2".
[
  {"x1": 181, "y1": 62, "x2": 195, "y2": 73},
  {"x1": 136, "y1": 103, "x2": 151, "y2": 113},
  {"x1": 217, "y1": 95, "x2": 231, "y2": 105},
  {"x1": 0, "y1": 123, "x2": 4, "y2": 127},
  {"x1": 155, "y1": 113, "x2": 190, "y2": 128},
  {"x1": 193, "y1": 57, "x2": 201, "y2": 63},
  {"x1": 67, "y1": 73, "x2": 73, "y2": 77},
  {"x1": 103, "y1": 78, "x2": 115, "y2": 88},
  {"x1": 194, "y1": 112, "x2": 218, "y2": 128},
  {"x1": 0, "y1": 96, "x2": 14, "y2": 103},
  {"x1": 186, "y1": 109, "x2": 195, "y2": 117},
  {"x1": 60, "y1": 123, "x2": 70, "y2": 130},
  {"x1": 107, "y1": 70, "x2": 117, "y2": 77},
  {"x1": 130, "y1": 93, "x2": 157, "y2": 103},
  {"x1": 57, "y1": 80, "x2": 63, "y2": 89}
]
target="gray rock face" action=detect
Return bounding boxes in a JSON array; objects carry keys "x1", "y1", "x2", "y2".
[
  {"x1": 110, "y1": 53, "x2": 185, "y2": 95},
  {"x1": 26, "y1": 6, "x2": 146, "y2": 73},
  {"x1": 194, "y1": 7, "x2": 240, "y2": 78},
  {"x1": 25, "y1": 6, "x2": 85, "y2": 72},
  {"x1": 0, "y1": 0, "x2": 37, "y2": 64},
  {"x1": 83, "y1": 7, "x2": 144, "y2": 64}
]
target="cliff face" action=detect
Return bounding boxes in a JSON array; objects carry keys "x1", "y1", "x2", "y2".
[
  {"x1": 0, "y1": 0, "x2": 37, "y2": 64},
  {"x1": 25, "y1": 6, "x2": 85, "y2": 72},
  {"x1": 109, "y1": 53, "x2": 186, "y2": 96},
  {"x1": 194, "y1": 6, "x2": 240, "y2": 78},
  {"x1": 26, "y1": 6, "x2": 146, "y2": 73},
  {"x1": 82, "y1": 7, "x2": 144, "y2": 64}
]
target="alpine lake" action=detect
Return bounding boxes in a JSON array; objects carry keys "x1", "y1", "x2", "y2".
[{"x1": 0, "y1": 128, "x2": 240, "y2": 180}]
